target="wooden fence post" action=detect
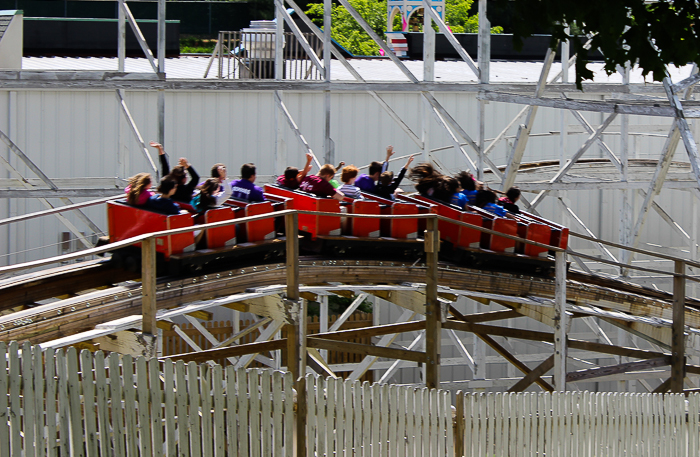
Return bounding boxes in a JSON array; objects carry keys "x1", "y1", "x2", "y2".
[
  {"x1": 671, "y1": 260, "x2": 686, "y2": 393},
  {"x1": 425, "y1": 216, "x2": 441, "y2": 389},
  {"x1": 142, "y1": 237, "x2": 157, "y2": 336},
  {"x1": 553, "y1": 250, "x2": 567, "y2": 391},
  {"x1": 284, "y1": 211, "x2": 307, "y2": 456},
  {"x1": 454, "y1": 391, "x2": 465, "y2": 456}
]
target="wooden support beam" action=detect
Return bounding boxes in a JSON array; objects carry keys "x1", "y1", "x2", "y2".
[
  {"x1": 141, "y1": 237, "x2": 157, "y2": 337},
  {"x1": 566, "y1": 356, "x2": 671, "y2": 383},
  {"x1": 653, "y1": 378, "x2": 672, "y2": 393},
  {"x1": 313, "y1": 320, "x2": 425, "y2": 341},
  {"x1": 479, "y1": 334, "x2": 554, "y2": 392},
  {"x1": 508, "y1": 355, "x2": 555, "y2": 392},
  {"x1": 443, "y1": 320, "x2": 669, "y2": 360},
  {"x1": 306, "y1": 337, "x2": 428, "y2": 364},
  {"x1": 307, "y1": 348, "x2": 338, "y2": 379},
  {"x1": 425, "y1": 216, "x2": 441, "y2": 389},
  {"x1": 156, "y1": 321, "x2": 174, "y2": 332},
  {"x1": 450, "y1": 308, "x2": 522, "y2": 324},
  {"x1": 299, "y1": 292, "x2": 318, "y2": 302},
  {"x1": 160, "y1": 339, "x2": 286, "y2": 364},
  {"x1": 671, "y1": 260, "x2": 687, "y2": 393},
  {"x1": 554, "y1": 250, "x2": 567, "y2": 391},
  {"x1": 185, "y1": 310, "x2": 213, "y2": 321}
]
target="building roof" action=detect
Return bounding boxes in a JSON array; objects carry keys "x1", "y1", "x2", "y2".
[{"x1": 20, "y1": 55, "x2": 697, "y2": 85}]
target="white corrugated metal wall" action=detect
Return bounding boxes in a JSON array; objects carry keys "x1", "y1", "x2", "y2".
[
  {"x1": 0, "y1": 87, "x2": 694, "y2": 392},
  {"x1": 1, "y1": 88, "x2": 689, "y2": 266}
]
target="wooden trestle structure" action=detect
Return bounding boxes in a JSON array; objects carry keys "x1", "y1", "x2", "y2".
[{"x1": 1, "y1": 210, "x2": 699, "y2": 398}]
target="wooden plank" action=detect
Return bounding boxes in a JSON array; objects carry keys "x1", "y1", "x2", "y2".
[
  {"x1": 285, "y1": 199, "x2": 299, "y2": 302},
  {"x1": 237, "y1": 369, "x2": 249, "y2": 457},
  {"x1": 22, "y1": 343, "x2": 36, "y2": 457},
  {"x1": 163, "y1": 360, "x2": 177, "y2": 457},
  {"x1": 123, "y1": 355, "x2": 138, "y2": 457},
  {"x1": 186, "y1": 310, "x2": 214, "y2": 321},
  {"x1": 0, "y1": 343, "x2": 8, "y2": 457},
  {"x1": 66, "y1": 348, "x2": 84, "y2": 457},
  {"x1": 142, "y1": 237, "x2": 157, "y2": 335},
  {"x1": 7, "y1": 341, "x2": 20, "y2": 457},
  {"x1": 55, "y1": 350, "x2": 70, "y2": 457},
  {"x1": 454, "y1": 392, "x2": 465, "y2": 457},
  {"x1": 283, "y1": 372, "x2": 294, "y2": 457},
  {"x1": 443, "y1": 320, "x2": 669, "y2": 360},
  {"x1": 307, "y1": 375, "x2": 317, "y2": 456},
  {"x1": 653, "y1": 378, "x2": 672, "y2": 393},
  {"x1": 566, "y1": 356, "x2": 671, "y2": 383},
  {"x1": 425, "y1": 216, "x2": 441, "y2": 389},
  {"x1": 379, "y1": 384, "x2": 389, "y2": 457},
  {"x1": 307, "y1": 338, "x2": 427, "y2": 363},
  {"x1": 508, "y1": 355, "x2": 555, "y2": 393},
  {"x1": 388, "y1": 386, "x2": 398, "y2": 457},
  {"x1": 225, "y1": 366, "x2": 237, "y2": 457},
  {"x1": 314, "y1": 321, "x2": 425, "y2": 340},
  {"x1": 44, "y1": 347, "x2": 57, "y2": 457},
  {"x1": 212, "y1": 365, "x2": 225, "y2": 457},
  {"x1": 93, "y1": 351, "x2": 110, "y2": 457},
  {"x1": 671, "y1": 260, "x2": 686, "y2": 393},
  {"x1": 554, "y1": 250, "x2": 567, "y2": 391},
  {"x1": 175, "y1": 361, "x2": 189, "y2": 457},
  {"x1": 79, "y1": 350, "x2": 99, "y2": 457},
  {"x1": 272, "y1": 371, "x2": 284, "y2": 456},
  {"x1": 199, "y1": 364, "x2": 213, "y2": 457},
  {"x1": 108, "y1": 353, "x2": 125, "y2": 457},
  {"x1": 187, "y1": 362, "x2": 202, "y2": 457},
  {"x1": 95, "y1": 330, "x2": 158, "y2": 358},
  {"x1": 478, "y1": 333, "x2": 554, "y2": 392},
  {"x1": 361, "y1": 381, "x2": 370, "y2": 457},
  {"x1": 149, "y1": 358, "x2": 164, "y2": 456},
  {"x1": 261, "y1": 371, "x2": 272, "y2": 457},
  {"x1": 136, "y1": 357, "x2": 153, "y2": 457},
  {"x1": 163, "y1": 339, "x2": 286, "y2": 364}
]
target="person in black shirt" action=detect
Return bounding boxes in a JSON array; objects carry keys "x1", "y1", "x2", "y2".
[
  {"x1": 150, "y1": 141, "x2": 200, "y2": 203},
  {"x1": 373, "y1": 154, "x2": 415, "y2": 200},
  {"x1": 147, "y1": 178, "x2": 185, "y2": 215}
]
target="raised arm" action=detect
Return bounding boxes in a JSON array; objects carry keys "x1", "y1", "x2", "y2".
[
  {"x1": 297, "y1": 152, "x2": 314, "y2": 183},
  {"x1": 150, "y1": 141, "x2": 170, "y2": 177},
  {"x1": 180, "y1": 158, "x2": 199, "y2": 191},
  {"x1": 382, "y1": 145, "x2": 395, "y2": 172}
]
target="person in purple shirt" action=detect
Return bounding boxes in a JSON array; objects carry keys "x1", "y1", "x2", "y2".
[
  {"x1": 230, "y1": 163, "x2": 265, "y2": 202},
  {"x1": 355, "y1": 145, "x2": 394, "y2": 193}
]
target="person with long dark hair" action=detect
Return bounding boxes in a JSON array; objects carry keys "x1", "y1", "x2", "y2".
[{"x1": 149, "y1": 141, "x2": 200, "y2": 203}]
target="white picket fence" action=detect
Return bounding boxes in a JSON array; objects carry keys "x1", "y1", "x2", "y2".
[
  {"x1": 457, "y1": 391, "x2": 700, "y2": 457},
  {"x1": 1, "y1": 341, "x2": 699, "y2": 456}
]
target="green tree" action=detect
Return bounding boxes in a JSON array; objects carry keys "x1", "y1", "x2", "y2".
[
  {"x1": 495, "y1": 0, "x2": 700, "y2": 88},
  {"x1": 307, "y1": 0, "x2": 387, "y2": 56},
  {"x1": 306, "y1": 0, "x2": 496, "y2": 56},
  {"x1": 445, "y1": 0, "x2": 502, "y2": 34}
]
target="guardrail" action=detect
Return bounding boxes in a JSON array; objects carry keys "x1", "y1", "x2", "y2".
[
  {"x1": 0, "y1": 208, "x2": 695, "y2": 394},
  {"x1": 216, "y1": 30, "x2": 324, "y2": 80}
]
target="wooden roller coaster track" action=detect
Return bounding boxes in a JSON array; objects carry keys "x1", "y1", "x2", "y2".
[{"x1": 1, "y1": 210, "x2": 699, "y2": 394}]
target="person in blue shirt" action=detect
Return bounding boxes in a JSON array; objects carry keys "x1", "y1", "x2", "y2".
[
  {"x1": 147, "y1": 178, "x2": 185, "y2": 215},
  {"x1": 456, "y1": 171, "x2": 478, "y2": 206},
  {"x1": 475, "y1": 189, "x2": 516, "y2": 219},
  {"x1": 229, "y1": 163, "x2": 265, "y2": 202}
]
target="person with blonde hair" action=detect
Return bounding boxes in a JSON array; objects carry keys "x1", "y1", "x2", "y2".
[
  {"x1": 339, "y1": 165, "x2": 362, "y2": 199},
  {"x1": 125, "y1": 172, "x2": 153, "y2": 205},
  {"x1": 299, "y1": 164, "x2": 345, "y2": 200}
]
